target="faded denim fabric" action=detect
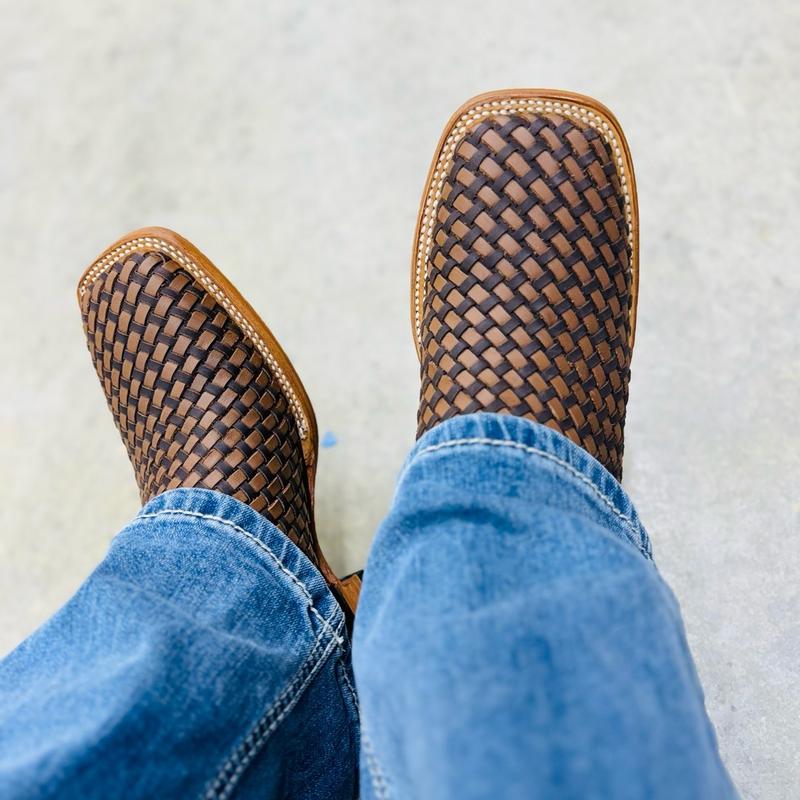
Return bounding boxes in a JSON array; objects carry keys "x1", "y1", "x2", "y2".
[
  {"x1": 355, "y1": 414, "x2": 736, "y2": 800},
  {"x1": 0, "y1": 489, "x2": 359, "y2": 800},
  {"x1": 0, "y1": 414, "x2": 736, "y2": 799}
]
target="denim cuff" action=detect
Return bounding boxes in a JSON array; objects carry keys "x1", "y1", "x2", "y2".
[
  {"x1": 405, "y1": 413, "x2": 652, "y2": 560},
  {"x1": 133, "y1": 487, "x2": 344, "y2": 633}
]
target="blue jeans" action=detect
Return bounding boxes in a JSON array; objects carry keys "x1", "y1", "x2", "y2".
[{"x1": 0, "y1": 414, "x2": 736, "y2": 799}]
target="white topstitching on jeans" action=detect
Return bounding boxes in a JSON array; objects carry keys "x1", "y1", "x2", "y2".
[
  {"x1": 408, "y1": 438, "x2": 643, "y2": 549},
  {"x1": 136, "y1": 508, "x2": 343, "y2": 643}
]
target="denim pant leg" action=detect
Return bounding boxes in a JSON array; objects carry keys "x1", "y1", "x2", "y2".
[
  {"x1": 0, "y1": 489, "x2": 359, "y2": 800},
  {"x1": 354, "y1": 413, "x2": 737, "y2": 800}
]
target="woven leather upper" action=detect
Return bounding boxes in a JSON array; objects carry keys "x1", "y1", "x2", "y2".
[
  {"x1": 80, "y1": 249, "x2": 317, "y2": 561},
  {"x1": 417, "y1": 112, "x2": 632, "y2": 478}
]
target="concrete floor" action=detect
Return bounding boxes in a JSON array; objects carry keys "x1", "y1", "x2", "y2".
[{"x1": 1, "y1": 1, "x2": 798, "y2": 796}]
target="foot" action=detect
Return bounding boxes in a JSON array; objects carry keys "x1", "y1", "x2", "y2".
[
  {"x1": 78, "y1": 228, "x2": 360, "y2": 612},
  {"x1": 412, "y1": 91, "x2": 639, "y2": 479}
]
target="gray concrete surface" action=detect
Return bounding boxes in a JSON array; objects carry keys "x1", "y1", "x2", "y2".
[{"x1": 1, "y1": 0, "x2": 798, "y2": 796}]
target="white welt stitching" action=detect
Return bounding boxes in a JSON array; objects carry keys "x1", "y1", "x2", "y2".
[
  {"x1": 408, "y1": 437, "x2": 642, "y2": 545},
  {"x1": 136, "y1": 508, "x2": 343, "y2": 643},
  {"x1": 414, "y1": 97, "x2": 635, "y2": 346},
  {"x1": 79, "y1": 236, "x2": 309, "y2": 439}
]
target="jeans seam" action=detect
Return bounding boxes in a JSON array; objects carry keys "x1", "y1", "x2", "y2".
[
  {"x1": 362, "y1": 727, "x2": 391, "y2": 800},
  {"x1": 339, "y1": 659, "x2": 361, "y2": 716},
  {"x1": 136, "y1": 509, "x2": 346, "y2": 642},
  {"x1": 407, "y1": 437, "x2": 649, "y2": 558},
  {"x1": 202, "y1": 608, "x2": 344, "y2": 800},
  {"x1": 334, "y1": 658, "x2": 361, "y2": 796}
]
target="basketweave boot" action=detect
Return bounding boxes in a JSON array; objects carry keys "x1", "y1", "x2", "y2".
[
  {"x1": 412, "y1": 90, "x2": 639, "y2": 479},
  {"x1": 78, "y1": 227, "x2": 361, "y2": 614}
]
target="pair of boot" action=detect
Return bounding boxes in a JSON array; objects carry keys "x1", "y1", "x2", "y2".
[{"x1": 78, "y1": 89, "x2": 638, "y2": 617}]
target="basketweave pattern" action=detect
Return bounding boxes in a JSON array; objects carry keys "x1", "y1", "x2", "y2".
[
  {"x1": 80, "y1": 250, "x2": 317, "y2": 560},
  {"x1": 417, "y1": 112, "x2": 632, "y2": 477}
]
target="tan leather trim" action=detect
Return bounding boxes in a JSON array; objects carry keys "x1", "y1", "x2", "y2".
[
  {"x1": 410, "y1": 88, "x2": 640, "y2": 358},
  {"x1": 337, "y1": 573, "x2": 363, "y2": 615}
]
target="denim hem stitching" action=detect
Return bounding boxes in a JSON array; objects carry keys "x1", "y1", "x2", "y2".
[
  {"x1": 408, "y1": 437, "x2": 650, "y2": 559},
  {"x1": 202, "y1": 609, "x2": 345, "y2": 800},
  {"x1": 136, "y1": 509, "x2": 345, "y2": 641}
]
